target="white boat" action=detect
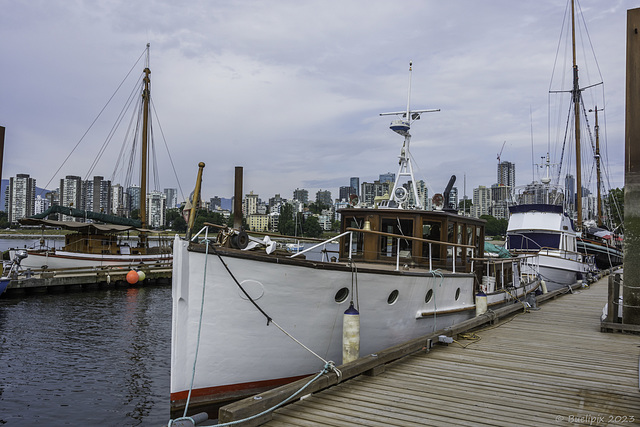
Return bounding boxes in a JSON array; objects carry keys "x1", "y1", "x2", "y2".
[
  {"x1": 285, "y1": 242, "x2": 304, "y2": 252},
  {"x1": 505, "y1": 189, "x2": 595, "y2": 290},
  {"x1": 170, "y1": 62, "x2": 541, "y2": 414},
  {"x1": 11, "y1": 45, "x2": 172, "y2": 271}
]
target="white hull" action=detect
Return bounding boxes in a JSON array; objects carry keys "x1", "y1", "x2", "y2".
[
  {"x1": 10, "y1": 249, "x2": 171, "y2": 270},
  {"x1": 531, "y1": 251, "x2": 586, "y2": 290},
  {"x1": 170, "y1": 236, "x2": 537, "y2": 408}
]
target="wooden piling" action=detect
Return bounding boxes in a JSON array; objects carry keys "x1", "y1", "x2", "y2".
[{"x1": 624, "y1": 8, "x2": 640, "y2": 325}]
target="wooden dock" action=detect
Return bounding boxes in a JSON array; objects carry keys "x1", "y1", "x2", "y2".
[
  {"x1": 2, "y1": 263, "x2": 172, "y2": 296},
  {"x1": 219, "y1": 272, "x2": 640, "y2": 426}
]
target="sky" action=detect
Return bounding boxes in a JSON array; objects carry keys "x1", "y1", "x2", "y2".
[{"x1": 0, "y1": 0, "x2": 634, "y2": 206}]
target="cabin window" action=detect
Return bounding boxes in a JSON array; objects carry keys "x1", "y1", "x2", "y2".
[
  {"x1": 343, "y1": 216, "x2": 366, "y2": 257},
  {"x1": 466, "y1": 225, "x2": 475, "y2": 260},
  {"x1": 508, "y1": 232, "x2": 560, "y2": 251},
  {"x1": 447, "y1": 223, "x2": 455, "y2": 266},
  {"x1": 422, "y1": 220, "x2": 442, "y2": 263},
  {"x1": 379, "y1": 218, "x2": 413, "y2": 259}
]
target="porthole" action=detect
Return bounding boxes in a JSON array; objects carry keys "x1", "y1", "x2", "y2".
[
  {"x1": 387, "y1": 290, "x2": 399, "y2": 305},
  {"x1": 455, "y1": 287, "x2": 461, "y2": 301},
  {"x1": 334, "y1": 287, "x2": 349, "y2": 303},
  {"x1": 425, "y1": 289, "x2": 433, "y2": 304}
]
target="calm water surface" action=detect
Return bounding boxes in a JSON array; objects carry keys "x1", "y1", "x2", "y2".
[{"x1": 0, "y1": 285, "x2": 172, "y2": 426}]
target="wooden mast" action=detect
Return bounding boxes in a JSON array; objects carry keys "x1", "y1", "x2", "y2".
[
  {"x1": 140, "y1": 44, "x2": 150, "y2": 245},
  {"x1": 571, "y1": 0, "x2": 583, "y2": 231},
  {"x1": 593, "y1": 106, "x2": 603, "y2": 226}
]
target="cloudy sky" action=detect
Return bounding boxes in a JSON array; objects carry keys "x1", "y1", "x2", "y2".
[{"x1": 0, "y1": 0, "x2": 633, "y2": 205}]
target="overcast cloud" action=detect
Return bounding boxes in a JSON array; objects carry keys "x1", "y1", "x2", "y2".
[{"x1": 0, "y1": 0, "x2": 633, "y2": 205}]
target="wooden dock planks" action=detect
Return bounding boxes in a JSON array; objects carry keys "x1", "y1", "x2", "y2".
[{"x1": 263, "y1": 276, "x2": 640, "y2": 426}]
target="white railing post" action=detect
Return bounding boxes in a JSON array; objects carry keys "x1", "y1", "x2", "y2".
[
  {"x1": 396, "y1": 238, "x2": 401, "y2": 271},
  {"x1": 429, "y1": 243, "x2": 432, "y2": 271}
]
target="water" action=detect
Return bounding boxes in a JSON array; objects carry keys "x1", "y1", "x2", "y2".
[
  {"x1": 0, "y1": 285, "x2": 172, "y2": 426},
  {"x1": 0, "y1": 237, "x2": 333, "y2": 426}
]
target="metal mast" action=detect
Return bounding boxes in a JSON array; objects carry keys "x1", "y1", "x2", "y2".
[{"x1": 379, "y1": 62, "x2": 439, "y2": 209}]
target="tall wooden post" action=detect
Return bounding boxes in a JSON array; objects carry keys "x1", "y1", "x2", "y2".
[{"x1": 623, "y1": 7, "x2": 640, "y2": 325}]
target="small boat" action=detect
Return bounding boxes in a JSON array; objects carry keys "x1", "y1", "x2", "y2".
[
  {"x1": 170, "y1": 62, "x2": 541, "y2": 414},
  {"x1": 0, "y1": 250, "x2": 28, "y2": 296},
  {"x1": 285, "y1": 242, "x2": 304, "y2": 252},
  {"x1": 11, "y1": 45, "x2": 172, "y2": 270}
]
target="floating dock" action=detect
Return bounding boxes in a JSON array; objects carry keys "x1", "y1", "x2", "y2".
[
  {"x1": 2, "y1": 263, "x2": 171, "y2": 296},
  {"x1": 218, "y1": 271, "x2": 639, "y2": 426}
]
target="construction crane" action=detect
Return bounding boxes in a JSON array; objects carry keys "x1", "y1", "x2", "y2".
[{"x1": 497, "y1": 141, "x2": 506, "y2": 164}]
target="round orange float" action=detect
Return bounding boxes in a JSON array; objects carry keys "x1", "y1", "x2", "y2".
[{"x1": 126, "y1": 270, "x2": 139, "y2": 284}]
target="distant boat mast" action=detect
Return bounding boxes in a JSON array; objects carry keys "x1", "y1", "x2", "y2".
[{"x1": 379, "y1": 61, "x2": 439, "y2": 209}]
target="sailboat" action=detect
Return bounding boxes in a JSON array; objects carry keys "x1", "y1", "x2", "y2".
[
  {"x1": 505, "y1": 0, "x2": 610, "y2": 289},
  {"x1": 11, "y1": 45, "x2": 172, "y2": 270},
  {"x1": 169, "y1": 62, "x2": 541, "y2": 415}
]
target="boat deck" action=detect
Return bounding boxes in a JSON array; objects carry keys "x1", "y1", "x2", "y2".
[{"x1": 222, "y1": 272, "x2": 639, "y2": 426}]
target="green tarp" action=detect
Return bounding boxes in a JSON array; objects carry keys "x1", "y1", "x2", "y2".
[{"x1": 484, "y1": 241, "x2": 511, "y2": 258}]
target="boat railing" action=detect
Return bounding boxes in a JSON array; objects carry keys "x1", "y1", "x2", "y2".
[
  {"x1": 289, "y1": 231, "x2": 352, "y2": 262},
  {"x1": 473, "y1": 254, "x2": 539, "y2": 292},
  {"x1": 346, "y1": 227, "x2": 476, "y2": 273}
]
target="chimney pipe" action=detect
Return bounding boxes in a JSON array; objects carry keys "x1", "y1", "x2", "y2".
[{"x1": 233, "y1": 166, "x2": 243, "y2": 229}]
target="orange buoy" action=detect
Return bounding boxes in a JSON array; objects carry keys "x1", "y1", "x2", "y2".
[{"x1": 126, "y1": 270, "x2": 139, "y2": 284}]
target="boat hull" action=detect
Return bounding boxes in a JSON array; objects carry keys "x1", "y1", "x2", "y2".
[
  {"x1": 9, "y1": 249, "x2": 172, "y2": 270},
  {"x1": 170, "y1": 237, "x2": 479, "y2": 409},
  {"x1": 170, "y1": 237, "x2": 538, "y2": 411}
]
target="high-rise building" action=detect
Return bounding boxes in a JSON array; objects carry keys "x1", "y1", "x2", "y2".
[
  {"x1": 472, "y1": 185, "x2": 492, "y2": 218},
  {"x1": 60, "y1": 175, "x2": 82, "y2": 221},
  {"x1": 293, "y1": 188, "x2": 308, "y2": 204},
  {"x1": 349, "y1": 177, "x2": 360, "y2": 197},
  {"x1": 34, "y1": 195, "x2": 50, "y2": 216},
  {"x1": 497, "y1": 161, "x2": 515, "y2": 189},
  {"x1": 111, "y1": 184, "x2": 128, "y2": 217},
  {"x1": 315, "y1": 190, "x2": 332, "y2": 206},
  {"x1": 244, "y1": 191, "x2": 259, "y2": 216},
  {"x1": 128, "y1": 185, "x2": 141, "y2": 211},
  {"x1": 379, "y1": 172, "x2": 395, "y2": 184},
  {"x1": 360, "y1": 180, "x2": 390, "y2": 207},
  {"x1": 339, "y1": 186, "x2": 355, "y2": 202},
  {"x1": 164, "y1": 188, "x2": 178, "y2": 209},
  {"x1": 7, "y1": 173, "x2": 36, "y2": 224},
  {"x1": 146, "y1": 191, "x2": 166, "y2": 228},
  {"x1": 83, "y1": 176, "x2": 111, "y2": 214}
]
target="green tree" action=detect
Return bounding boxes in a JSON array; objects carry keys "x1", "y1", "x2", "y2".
[
  {"x1": 302, "y1": 215, "x2": 323, "y2": 238},
  {"x1": 480, "y1": 215, "x2": 508, "y2": 237},
  {"x1": 278, "y1": 204, "x2": 295, "y2": 236},
  {"x1": 0, "y1": 211, "x2": 8, "y2": 229},
  {"x1": 605, "y1": 187, "x2": 624, "y2": 231}
]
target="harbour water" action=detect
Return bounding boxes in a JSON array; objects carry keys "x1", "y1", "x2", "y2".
[
  {"x1": 0, "y1": 285, "x2": 172, "y2": 426},
  {"x1": 0, "y1": 237, "x2": 173, "y2": 425}
]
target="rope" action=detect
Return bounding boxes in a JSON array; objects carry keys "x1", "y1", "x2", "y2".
[
  {"x1": 210, "y1": 242, "x2": 339, "y2": 367},
  {"x1": 215, "y1": 361, "x2": 340, "y2": 427},
  {"x1": 182, "y1": 235, "x2": 211, "y2": 418}
]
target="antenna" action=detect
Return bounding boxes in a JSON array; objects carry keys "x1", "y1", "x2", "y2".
[{"x1": 379, "y1": 62, "x2": 440, "y2": 209}]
